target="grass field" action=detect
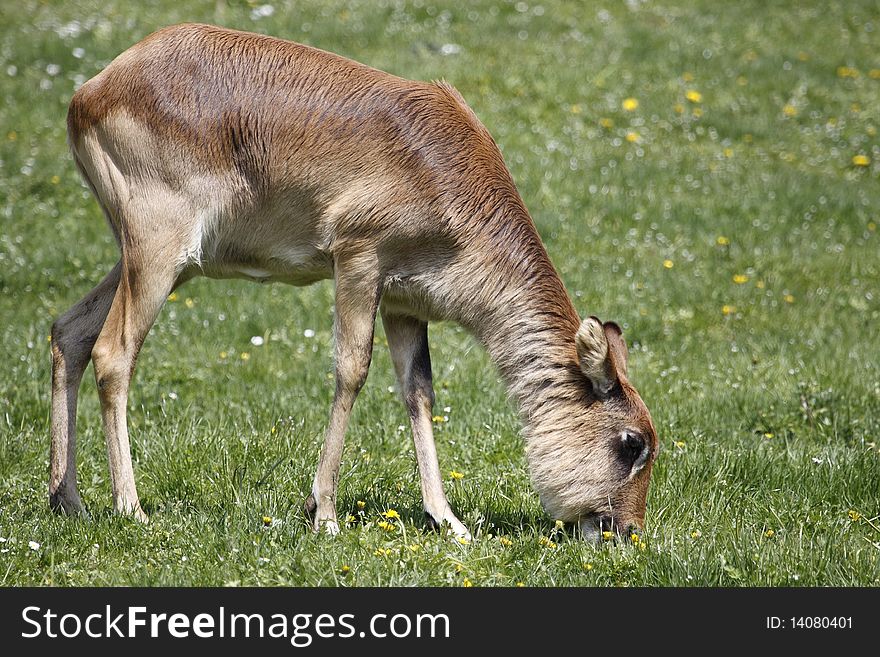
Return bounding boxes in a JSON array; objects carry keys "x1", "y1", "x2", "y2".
[{"x1": 1, "y1": 0, "x2": 878, "y2": 587}]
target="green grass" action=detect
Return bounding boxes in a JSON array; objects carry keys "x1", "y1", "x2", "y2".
[{"x1": 1, "y1": 0, "x2": 879, "y2": 586}]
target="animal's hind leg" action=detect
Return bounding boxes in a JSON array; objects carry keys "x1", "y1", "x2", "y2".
[
  {"x1": 49, "y1": 262, "x2": 122, "y2": 514},
  {"x1": 381, "y1": 310, "x2": 470, "y2": 539},
  {"x1": 91, "y1": 239, "x2": 182, "y2": 521}
]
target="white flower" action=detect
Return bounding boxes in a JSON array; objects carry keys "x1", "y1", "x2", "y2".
[
  {"x1": 250, "y1": 335, "x2": 264, "y2": 346},
  {"x1": 250, "y1": 4, "x2": 275, "y2": 20},
  {"x1": 440, "y1": 43, "x2": 462, "y2": 56},
  {"x1": 72, "y1": 48, "x2": 85, "y2": 59},
  {"x1": 28, "y1": 541, "x2": 40, "y2": 551},
  {"x1": 168, "y1": 391, "x2": 178, "y2": 400},
  {"x1": 303, "y1": 329, "x2": 315, "y2": 338},
  {"x1": 811, "y1": 457, "x2": 823, "y2": 465}
]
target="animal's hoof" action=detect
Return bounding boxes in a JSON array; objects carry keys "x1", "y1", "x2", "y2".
[
  {"x1": 313, "y1": 518, "x2": 340, "y2": 535},
  {"x1": 303, "y1": 494, "x2": 317, "y2": 519},
  {"x1": 49, "y1": 490, "x2": 87, "y2": 517},
  {"x1": 425, "y1": 511, "x2": 472, "y2": 542}
]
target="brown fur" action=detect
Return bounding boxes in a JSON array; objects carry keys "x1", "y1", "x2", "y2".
[{"x1": 52, "y1": 24, "x2": 657, "y2": 538}]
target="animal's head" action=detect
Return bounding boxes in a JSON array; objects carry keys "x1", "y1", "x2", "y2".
[{"x1": 525, "y1": 316, "x2": 658, "y2": 541}]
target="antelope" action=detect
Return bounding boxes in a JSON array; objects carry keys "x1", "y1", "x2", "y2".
[{"x1": 50, "y1": 23, "x2": 658, "y2": 541}]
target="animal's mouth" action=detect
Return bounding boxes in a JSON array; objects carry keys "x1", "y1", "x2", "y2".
[
  {"x1": 578, "y1": 514, "x2": 641, "y2": 543},
  {"x1": 578, "y1": 514, "x2": 613, "y2": 542}
]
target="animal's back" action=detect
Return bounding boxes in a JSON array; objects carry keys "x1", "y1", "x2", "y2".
[{"x1": 69, "y1": 24, "x2": 507, "y2": 208}]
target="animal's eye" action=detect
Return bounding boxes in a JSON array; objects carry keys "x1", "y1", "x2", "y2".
[{"x1": 618, "y1": 431, "x2": 647, "y2": 469}]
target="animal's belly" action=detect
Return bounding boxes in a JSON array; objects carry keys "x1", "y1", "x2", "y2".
[{"x1": 199, "y1": 246, "x2": 334, "y2": 286}]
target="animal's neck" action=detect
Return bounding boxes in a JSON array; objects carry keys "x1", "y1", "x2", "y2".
[{"x1": 463, "y1": 228, "x2": 584, "y2": 424}]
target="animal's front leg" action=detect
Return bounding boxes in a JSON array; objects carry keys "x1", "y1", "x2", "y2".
[
  {"x1": 381, "y1": 310, "x2": 471, "y2": 540},
  {"x1": 306, "y1": 255, "x2": 381, "y2": 534}
]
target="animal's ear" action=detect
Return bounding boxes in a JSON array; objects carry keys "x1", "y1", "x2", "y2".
[
  {"x1": 602, "y1": 321, "x2": 628, "y2": 378},
  {"x1": 576, "y1": 316, "x2": 615, "y2": 396}
]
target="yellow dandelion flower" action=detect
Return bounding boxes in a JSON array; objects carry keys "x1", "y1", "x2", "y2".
[
  {"x1": 783, "y1": 104, "x2": 798, "y2": 117},
  {"x1": 377, "y1": 520, "x2": 396, "y2": 532},
  {"x1": 848, "y1": 510, "x2": 861, "y2": 522},
  {"x1": 756, "y1": 280, "x2": 765, "y2": 289},
  {"x1": 340, "y1": 564, "x2": 350, "y2": 574},
  {"x1": 765, "y1": 529, "x2": 775, "y2": 538},
  {"x1": 602, "y1": 531, "x2": 614, "y2": 541},
  {"x1": 868, "y1": 126, "x2": 877, "y2": 137},
  {"x1": 733, "y1": 274, "x2": 749, "y2": 284},
  {"x1": 837, "y1": 66, "x2": 859, "y2": 78},
  {"x1": 432, "y1": 415, "x2": 445, "y2": 423},
  {"x1": 262, "y1": 516, "x2": 272, "y2": 526},
  {"x1": 7, "y1": 131, "x2": 17, "y2": 141},
  {"x1": 240, "y1": 352, "x2": 250, "y2": 360},
  {"x1": 869, "y1": 69, "x2": 880, "y2": 79},
  {"x1": 516, "y1": 582, "x2": 525, "y2": 587},
  {"x1": 625, "y1": 131, "x2": 640, "y2": 143},
  {"x1": 454, "y1": 563, "x2": 463, "y2": 572},
  {"x1": 850, "y1": 103, "x2": 861, "y2": 113},
  {"x1": 797, "y1": 51, "x2": 810, "y2": 62},
  {"x1": 373, "y1": 548, "x2": 391, "y2": 557},
  {"x1": 456, "y1": 536, "x2": 470, "y2": 545},
  {"x1": 184, "y1": 298, "x2": 194, "y2": 309},
  {"x1": 691, "y1": 530, "x2": 702, "y2": 539},
  {"x1": 674, "y1": 440, "x2": 686, "y2": 448},
  {"x1": 346, "y1": 514, "x2": 356, "y2": 523},
  {"x1": 408, "y1": 543, "x2": 421, "y2": 552},
  {"x1": 622, "y1": 97, "x2": 639, "y2": 111},
  {"x1": 51, "y1": 175, "x2": 60, "y2": 185},
  {"x1": 692, "y1": 107, "x2": 703, "y2": 118},
  {"x1": 449, "y1": 470, "x2": 464, "y2": 480},
  {"x1": 868, "y1": 222, "x2": 876, "y2": 232},
  {"x1": 685, "y1": 89, "x2": 702, "y2": 103},
  {"x1": 219, "y1": 351, "x2": 227, "y2": 359},
  {"x1": 763, "y1": 432, "x2": 774, "y2": 439},
  {"x1": 356, "y1": 500, "x2": 366, "y2": 510},
  {"x1": 583, "y1": 563, "x2": 593, "y2": 571},
  {"x1": 570, "y1": 104, "x2": 582, "y2": 114},
  {"x1": 383, "y1": 509, "x2": 400, "y2": 519},
  {"x1": 673, "y1": 103, "x2": 684, "y2": 114},
  {"x1": 784, "y1": 294, "x2": 795, "y2": 304},
  {"x1": 462, "y1": 578, "x2": 473, "y2": 587},
  {"x1": 723, "y1": 147, "x2": 733, "y2": 158},
  {"x1": 630, "y1": 533, "x2": 640, "y2": 545},
  {"x1": 716, "y1": 236, "x2": 730, "y2": 246},
  {"x1": 498, "y1": 536, "x2": 513, "y2": 547},
  {"x1": 554, "y1": 520, "x2": 565, "y2": 530},
  {"x1": 722, "y1": 305, "x2": 736, "y2": 316},
  {"x1": 663, "y1": 259, "x2": 674, "y2": 269},
  {"x1": 852, "y1": 154, "x2": 871, "y2": 167},
  {"x1": 599, "y1": 117, "x2": 614, "y2": 128},
  {"x1": 168, "y1": 292, "x2": 179, "y2": 302}
]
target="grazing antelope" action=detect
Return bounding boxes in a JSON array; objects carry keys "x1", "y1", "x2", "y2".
[{"x1": 50, "y1": 23, "x2": 658, "y2": 540}]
